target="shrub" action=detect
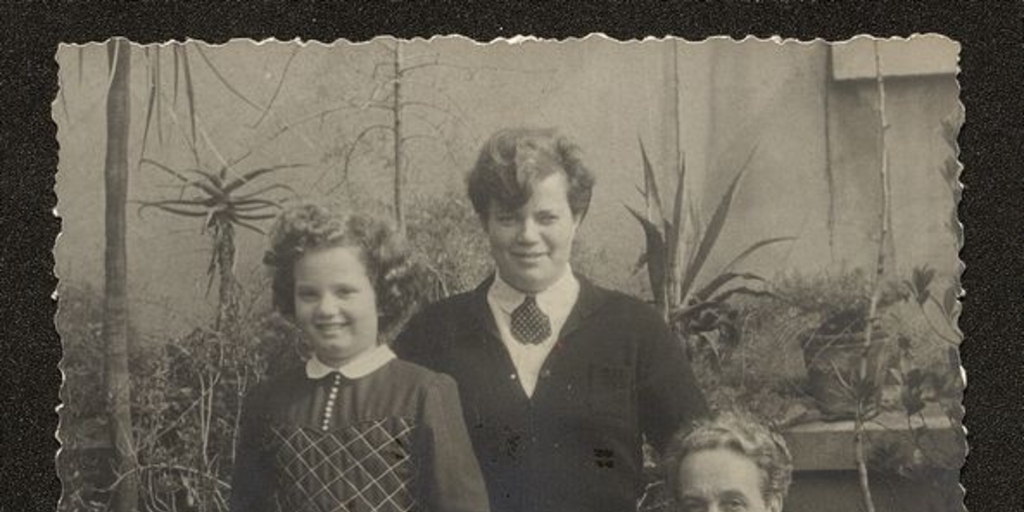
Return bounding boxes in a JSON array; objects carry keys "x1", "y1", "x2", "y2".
[
  {"x1": 406, "y1": 191, "x2": 492, "y2": 295},
  {"x1": 773, "y1": 268, "x2": 906, "y2": 335},
  {"x1": 135, "y1": 310, "x2": 301, "y2": 512},
  {"x1": 58, "y1": 281, "x2": 153, "y2": 511},
  {"x1": 57, "y1": 279, "x2": 302, "y2": 512},
  {"x1": 690, "y1": 269, "x2": 962, "y2": 426}
]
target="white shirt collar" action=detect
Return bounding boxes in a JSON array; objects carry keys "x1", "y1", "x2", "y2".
[
  {"x1": 489, "y1": 266, "x2": 579, "y2": 317},
  {"x1": 305, "y1": 344, "x2": 396, "y2": 380}
]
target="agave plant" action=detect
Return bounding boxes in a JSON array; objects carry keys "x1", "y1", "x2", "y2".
[
  {"x1": 626, "y1": 138, "x2": 795, "y2": 366},
  {"x1": 137, "y1": 159, "x2": 304, "y2": 331},
  {"x1": 902, "y1": 264, "x2": 960, "y2": 347}
]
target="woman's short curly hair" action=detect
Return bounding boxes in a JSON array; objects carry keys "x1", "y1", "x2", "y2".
[
  {"x1": 263, "y1": 203, "x2": 425, "y2": 342},
  {"x1": 663, "y1": 412, "x2": 794, "y2": 508},
  {"x1": 467, "y1": 127, "x2": 595, "y2": 220}
]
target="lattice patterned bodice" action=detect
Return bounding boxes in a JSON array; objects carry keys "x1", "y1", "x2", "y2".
[{"x1": 271, "y1": 416, "x2": 420, "y2": 512}]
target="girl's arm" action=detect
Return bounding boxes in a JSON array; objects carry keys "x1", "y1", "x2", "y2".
[{"x1": 418, "y1": 373, "x2": 492, "y2": 512}]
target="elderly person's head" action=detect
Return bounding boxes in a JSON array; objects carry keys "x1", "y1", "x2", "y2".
[
  {"x1": 264, "y1": 204, "x2": 422, "y2": 362},
  {"x1": 466, "y1": 127, "x2": 596, "y2": 293},
  {"x1": 664, "y1": 412, "x2": 793, "y2": 512}
]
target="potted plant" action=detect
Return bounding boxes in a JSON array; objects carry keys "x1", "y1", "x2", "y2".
[{"x1": 777, "y1": 269, "x2": 905, "y2": 420}]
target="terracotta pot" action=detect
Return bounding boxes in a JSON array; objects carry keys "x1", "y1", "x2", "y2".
[{"x1": 801, "y1": 330, "x2": 889, "y2": 420}]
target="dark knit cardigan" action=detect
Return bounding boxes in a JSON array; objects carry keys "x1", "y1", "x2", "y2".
[
  {"x1": 230, "y1": 358, "x2": 490, "y2": 512},
  {"x1": 393, "y1": 276, "x2": 709, "y2": 512}
]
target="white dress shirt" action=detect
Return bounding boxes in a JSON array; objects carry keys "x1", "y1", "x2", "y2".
[{"x1": 487, "y1": 267, "x2": 580, "y2": 397}]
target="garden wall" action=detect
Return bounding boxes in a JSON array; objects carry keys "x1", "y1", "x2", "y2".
[{"x1": 55, "y1": 37, "x2": 959, "y2": 342}]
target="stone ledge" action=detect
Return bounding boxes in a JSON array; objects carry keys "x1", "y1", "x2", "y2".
[{"x1": 783, "y1": 404, "x2": 963, "y2": 471}]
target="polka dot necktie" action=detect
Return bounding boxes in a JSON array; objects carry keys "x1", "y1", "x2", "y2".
[{"x1": 510, "y1": 295, "x2": 552, "y2": 345}]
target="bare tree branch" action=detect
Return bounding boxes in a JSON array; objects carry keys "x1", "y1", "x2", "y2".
[
  {"x1": 401, "y1": 98, "x2": 476, "y2": 137},
  {"x1": 260, "y1": 99, "x2": 385, "y2": 148},
  {"x1": 400, "y1": 58, "x2": 442, "y2": 75},
  {"x1": 321, "y1": 123, "x2": 393, "y2": 193},
  {"x1": 140, "y1": 159, "x2": 218, "y2": 195},
  {"x1": 194, "y1": 44, "x2": 262, "y2": 111},
  {"x1": 250, "y1": 45, "x2": 301, "y2": 128},
  {"x1": 398, "y1": 77, "x2": 477, "y2": 125},
  {"x1": 402, "y1": 110, "x2": 460, "y2": 167}
]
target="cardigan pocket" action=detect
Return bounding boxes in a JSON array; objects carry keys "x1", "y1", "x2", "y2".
[{"x1": 587, "y1": 364, "x2": 633, "y2": 420}]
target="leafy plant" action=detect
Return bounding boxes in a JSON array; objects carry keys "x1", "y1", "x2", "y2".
[
  {"x1": 868, "y1": 348, "x2": 964, "y2": 512},
  {"x1": 137, "y1": 158, "x2": 303, "y2": 331},
  {"x1": 902, "y1": 264, "x2": 960, "y2": 346},
  {"x1": 626, "y1": 138, "x2": 795, "y2": 368},
  {"x1": 764, "y1": 269, "x2": 908, "y2": 424},
  {"x1": 860, "y1": 102, "x2": 962, "y2": 507}
]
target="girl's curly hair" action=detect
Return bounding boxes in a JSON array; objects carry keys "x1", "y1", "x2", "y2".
[
  {"x1": 663, "y1": 412, "x2": 793, "y2": 510},
  {"x1": 263, "y1": 203, "x2": 428, "y2": 342}
]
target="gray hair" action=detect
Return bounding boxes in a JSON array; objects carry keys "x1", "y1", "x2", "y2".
[{"x1": 663, "y1": 412, "x2": 794, "y2": 508}]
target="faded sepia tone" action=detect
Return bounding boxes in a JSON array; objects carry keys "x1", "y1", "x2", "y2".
[{"x1": 55, "y1": 36, "x2": 963, "y2": 512}]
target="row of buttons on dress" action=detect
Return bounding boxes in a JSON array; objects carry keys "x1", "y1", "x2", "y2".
[{"x1": 321, "y1": 372, "x2": 342, "y2": 431}]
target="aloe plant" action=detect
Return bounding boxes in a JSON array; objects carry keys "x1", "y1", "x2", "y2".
[
  {"x1": 626, "y1": 137, "x2": 795, "y2": 361},
  {"x1": 137, "y1": 159, "x2": 303, "y2": 332}
]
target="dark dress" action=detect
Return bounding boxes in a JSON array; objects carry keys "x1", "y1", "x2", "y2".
[
  {"x1": 230, "y1": 355, "x2": 490, "y2": 512},
  {"x1": 394, "y1": 275, "x2": 709, "y2": 512}
]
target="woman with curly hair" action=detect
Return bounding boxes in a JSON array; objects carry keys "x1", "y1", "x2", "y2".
[
  {"x1": 230, "y1": 204, "x2": 490, "y2": 512},
  {"x1": 663, "y1": 412, "x2": 794, "y2": 512}
]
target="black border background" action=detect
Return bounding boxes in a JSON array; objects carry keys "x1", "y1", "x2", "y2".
[{"x1": 2, "y1": 2, "x2": 1022, "y2": 511}]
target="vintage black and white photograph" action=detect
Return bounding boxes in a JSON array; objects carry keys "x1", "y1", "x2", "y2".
[{"x1": 54, "y1": 36, "x2": 964, "y2": 512}]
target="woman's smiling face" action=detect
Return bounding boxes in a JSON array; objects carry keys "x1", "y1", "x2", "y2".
[
  {"x1": 292, "y1": 245, "x2": 379, "y2": 366},
  {"x1": 483, "y1": 171, "x2": 580, "y2": 293}
]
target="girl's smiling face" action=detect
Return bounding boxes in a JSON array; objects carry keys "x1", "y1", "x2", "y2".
[{"x1": 293, "y1": 245, "x2": 379, "y2": 367}]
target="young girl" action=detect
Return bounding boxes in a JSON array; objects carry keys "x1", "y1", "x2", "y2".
[{"x1": 230, "y1": 204, "x2": 490, "y2": 512}]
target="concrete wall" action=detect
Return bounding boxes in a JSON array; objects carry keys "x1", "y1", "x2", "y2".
[
  {"x1": 693, "y1": 38, "x2": 959, "y2": 282},
  {"x1": 54, "y1": 37, "x2": 960, "y2": 340},
  {"x1": 787, "y1": 470, "x2": 960, "y2": 512}
]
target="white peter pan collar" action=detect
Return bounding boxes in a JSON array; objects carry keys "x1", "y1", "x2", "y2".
[{"x1": 305, "y1": 344, "x2": 396, "y2": 380}]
